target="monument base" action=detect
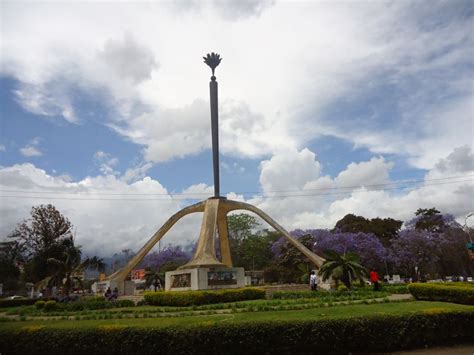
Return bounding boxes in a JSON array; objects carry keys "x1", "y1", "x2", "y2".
[{"x1": 165, "y1": 267, "x2": 245, "y2": 291}]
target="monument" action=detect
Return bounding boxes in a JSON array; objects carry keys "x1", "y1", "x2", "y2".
[{"x1": 103, "y1": 53, "x2": 325, "y2": 295}]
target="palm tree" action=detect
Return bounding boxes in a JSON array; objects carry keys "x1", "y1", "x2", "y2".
[
  {"x1": 46, "y1": 237, "x2": 105, "y2": 296},
  {"x1": 318, "y1": 250, "x2": 368, "y2": 289}
]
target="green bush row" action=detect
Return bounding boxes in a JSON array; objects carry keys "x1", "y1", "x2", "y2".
[
  {"x1": 380, "y1": 284, "x2": 410, "y2": 294},
  {"x1": 1, "y1": 310, "x2": 473, "y2": 354},
  {"x1": 34, "y1": 299, "x2": 135, "y2": 312},
  {"x1": 144, "y1": 288, "x2": 265, "y2": 306},
  {"x1": 0, "y1": 298, "x2": 56, "y2": 308},
  {"x1": 431, "y1": 282, "x2": 474, "y2": 288},
  {"x1": 271, "y1": 289, "x2": 387, "y2": 300},
  {"x1": 408, "y1": 283, "x2": 474, "y2": 305}
]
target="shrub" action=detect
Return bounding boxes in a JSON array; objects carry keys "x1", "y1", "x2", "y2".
[
  {"x1": 0, "y1": 297, "x2": 58, "y2": 308},
  {"x1": 144, "y1": 288, "x2": 265, "y2": 306},
  {"x1": 381, "y1": 284, "x2": 409, "y2": 294},
  {"x1": 0, "y1": 299, "x2": 38, "y2": 308},
  {"x1": 0, "y1": 311, "x2": 472, "y2": 354},
  {"x1": 44, "y1": 301, "x2": 57, "y2": 312},
  {"x1": 337, "y1": 285, "x2": 348, "y2": 292},
  {"x1": 114, "y1": 299, "x2": 135, "y2": 308},
  {"x1": 271, "y1": 291, "x2": 325, "y2": 299},
  {"x1": 35, "y1": 301, "x2": 45, "y2": 310},
  {"x1": 408, "y1": 283, "x2": 474, "y2": 305},
  {"x1": 82, "y1": 296, "x2": 106, "y2": 302}
]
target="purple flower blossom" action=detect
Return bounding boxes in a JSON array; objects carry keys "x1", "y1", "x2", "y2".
[{"x1": 139, "y1": 245, "x2": 190, "y2": 270}]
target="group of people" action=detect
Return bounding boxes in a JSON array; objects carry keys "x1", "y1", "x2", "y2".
[
  {"x1": 104, "y1": 287, "x2": 118, "y2": 300},
  {"x1": 309, "y1": 270, "x2": 381, "y2": 291}
]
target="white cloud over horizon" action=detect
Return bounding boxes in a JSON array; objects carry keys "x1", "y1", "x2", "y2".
[{"x1": 1, "y1": 146, "x2": 472, "y2": 256}]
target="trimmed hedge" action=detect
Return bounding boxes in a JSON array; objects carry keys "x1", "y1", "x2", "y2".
[
  {"x1": 0, "y1": 311, "x2": 473, "y2": 354},
  {"x1": 35, "y1": 301, "x2": 45, "y2": 310},
  {"x1": 0, "y1": 298, "x2": 55, "y2": 308},
  {"x1": 144, "y1": 288, "x2": 265, "y2": 306},
  {"x1": 44, "y1": 300, "x2": 57, "y2": 312},
  {"x1": 47, "y1": 299, "x2": 135, "y2": 312},
  {"x1": 381, "y1": 284, "x2": 410, "y2": 294},
  {"x1": 271, "y1": 289, "x2": 387, "y2": 300},
  {"x1": 408, "y1": 283, "x2": 474, "y2": 305}
]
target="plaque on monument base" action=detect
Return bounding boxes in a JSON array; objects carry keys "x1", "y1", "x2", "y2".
[{"x1": 165, "y1": 267, "x2": 245, "y2": 291}]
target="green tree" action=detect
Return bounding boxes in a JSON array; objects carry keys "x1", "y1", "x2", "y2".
[
  {"x1": 46, "y1": 237, "x2": 105, "y2": 296},
  {"x1": 0, "y1": 240, "x2": 23, "y2": 291},
  {"x1": 227, "y1": 213, "x2": 260, "y2": 267},
  {"x1": 414, "y1": 208, "x2": 444, "y2": 232},
  {"x1": 7, "y1": 204, "x2": 74, "y2": 283},
  {"x1": 239, "y1": 233, "x2": 274, "y2": 270},
  {"x1": 318, "y1": 251, "x2": 368, "y2": 289},
  {"x1": 334, "y1": 214, "x2": 402, "y2": 246},
  {"x1": 269, "y1": 234, "x2": 315, "y2": 283}
]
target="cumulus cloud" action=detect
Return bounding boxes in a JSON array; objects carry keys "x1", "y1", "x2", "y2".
[
  {"x1": 211, "y1": 0, "x2": 275, "y2": 21},
  {"x1": 3, "y1": 1, "x2": 471, "y2": 169},
  {"x1": 250, "y1": 146, "x2": 473, "y2": 230},
  {"x1": 93, "y1": 151, "x2": 119, "y2": 175},
  {"x1": 335, "y1": 157, "x2": 394, "y2": 188},
  {"x1": 0, "y1": 146, "x2": 472, "y2": 255},
  {"x1": 434, "y1": 145, "x2": 474, "y2": 173},
  {"x1": 19, "y1": 138, "x2": 43, "y2": 157},
  {"x1": 0, "y1": 164, "x2": 202, "y2": 256},
  {"x1": 259, "y1": 148, "x2": 321, "y2": 192},
  {"x1": 98, "y1": 34, "x2": 158, "y2": 85}
]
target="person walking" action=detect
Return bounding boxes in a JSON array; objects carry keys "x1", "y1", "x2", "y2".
[
  {"x1": 370, "y1": 270, "x2": 380, "y2": 291},
  {"x1": 310, "y1": 271, "x2": 318, "y2": 291}
]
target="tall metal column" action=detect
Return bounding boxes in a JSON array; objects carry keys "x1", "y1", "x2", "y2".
[
  {"x1": 210, "y1": 76, "x2": 220, "y2": 197},
  {"x1": 204, "y1": 52, "x2": 222, "y2": 198}
]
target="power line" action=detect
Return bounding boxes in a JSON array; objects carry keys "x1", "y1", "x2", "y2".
[
  {"x1": 0, "y1": 174, "x2": 472, "y2": 197},
  {"x1": 0, "y1": 178, "x2": 471, "y2": 202}
]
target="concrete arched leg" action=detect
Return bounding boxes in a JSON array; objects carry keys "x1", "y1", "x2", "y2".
[
  {"x1": 217, "y1": 208, "x2": 232, "y2": 267},
  {"x1": 221, "y1": 200, "x2": 325, "y2": 268},
  {"x1": 108, "y1": 200, "x2": 206, "y2": 286}
]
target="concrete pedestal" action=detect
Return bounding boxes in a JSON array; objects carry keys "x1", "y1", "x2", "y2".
[{"x1": 165, "y1": 267, "x2": 245, "y2": 291}]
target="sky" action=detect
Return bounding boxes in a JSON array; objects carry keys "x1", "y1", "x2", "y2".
[{"x1": 0, "y1": 0, "x2": 473, "y2": 257}]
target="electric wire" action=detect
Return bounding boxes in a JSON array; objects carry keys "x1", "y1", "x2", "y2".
[
  {"x1": 0, "y1": 174, "x2": 472, "y2": 197},
  {"x1": 0, "y1": 178, "x2": 471, "y2": 202}
]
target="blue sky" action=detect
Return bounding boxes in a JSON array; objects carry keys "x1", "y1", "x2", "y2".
[{"x1": 0, "y1": 0, "x2": 473, "y2": 255}]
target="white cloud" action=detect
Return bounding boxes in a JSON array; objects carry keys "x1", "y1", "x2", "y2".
[
  {"x1": 250, "y1": 146, "x2": 473, "y2": 230},
  {"x1": 222, "y1": 161, "x2": 245, "y2": 174},
  {"x1": 211, "y1": 0, "x2": 275, "y2": 21},
  {"x1": 0, "y1": 146, "x2": 472, "y2": 256},
  {"x1": 434, "y1": 145, "x2": 474, "y2": 174},
  {"x1": 178, "y1": 183, "x2": 214, "y2": 200},
  {"x1": 19, "y1": 138, "x2": 43, "y2": 157},
  {"x1": 259, "y1": 148, "x2": 321, "y2": 192},
  {"x1": 99, "y1": 33, "x2": 158, "y2": 85},
  {"x1": 335, "y1": 157, "x2": 394, "y2": 188},
  {"x1": 2, "y1": 1, "x2": 471, "y2": 168},
  {"x1": 93, "y1": 151, "x2": 119, "y2": 176},
  {"x1": 0, "y1": 164, "x2": 201, "y2": 256}
]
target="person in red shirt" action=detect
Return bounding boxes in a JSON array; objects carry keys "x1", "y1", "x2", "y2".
[{"x1": 370, "y1": 270, "x2": 380, "y2": 291}]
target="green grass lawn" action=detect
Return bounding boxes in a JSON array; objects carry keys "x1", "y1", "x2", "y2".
[{"x1": 1, "y1": 301, "x2": 472, "y2": 330}]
